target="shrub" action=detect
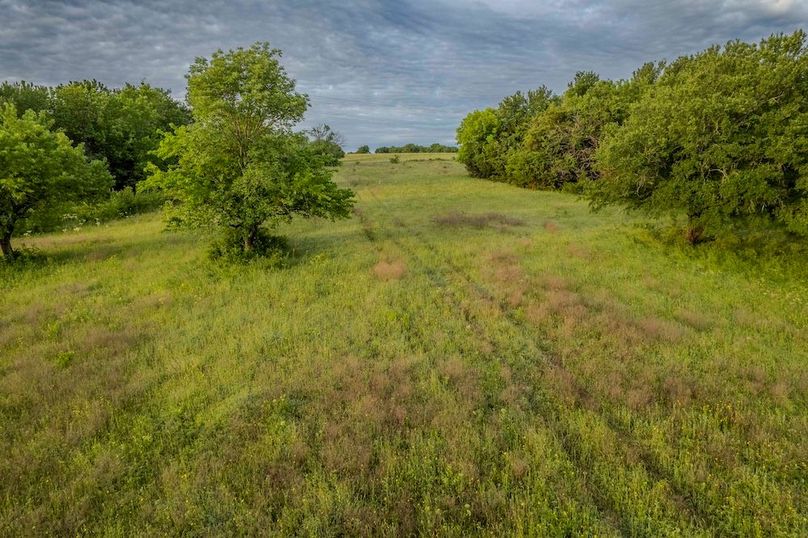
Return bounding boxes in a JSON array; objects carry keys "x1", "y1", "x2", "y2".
[{"x1": 590, "y1": 31, "x2": 808, "y2": 242}]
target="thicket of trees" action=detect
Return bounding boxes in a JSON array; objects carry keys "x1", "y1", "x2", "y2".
[
  {"x1": 1, "y1": 43, "x2": 353, "y2": 262},
  {"x1": 375, "y1": 143, "x2": 458, "y2": 153},
  {"x1": 0, "y1": 79, "x2": 190, "y2": 250},
  {"x1": 457, "y1": 31, "x2": 808, "y2": 242},
  {"x1": 1, "y1": 80, "x2": 190, "y2": 190}
]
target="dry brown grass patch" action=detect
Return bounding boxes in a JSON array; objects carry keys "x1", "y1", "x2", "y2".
[
  {"x1": 525, "y1": 302, "x2": 551, "y2": 326},
  {"x1": 567, "y1": 243, "x2": 591, "y2": 260},
  {"x1": 373, "y1": 259, "x2": 406, "y2": 281},
  {"x1": 662, "y1": 375, "x2": 695, "y2": 406},
  {"x1": 674, "y1": 309, "x2": 713, "y2": 331},
  {"x1": 78, "y1": 325, "x2": 141, "y2": 357},
  {"x1": 636, "y1": 317, "x2": 686, "y2": 342},
  {"x1": 432, "y1": 211, "x2": 524, "y2": 229},
  {"x1": 541, "y1": 275, "x2": 568, "y2": 291},
  {"x1": 543, "y1": 220, "x2": 559, "y2": 233}
]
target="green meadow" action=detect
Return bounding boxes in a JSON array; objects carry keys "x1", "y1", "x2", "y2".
[{"x1": 1, "y1": 153, "x2": 806, "y2": 535}]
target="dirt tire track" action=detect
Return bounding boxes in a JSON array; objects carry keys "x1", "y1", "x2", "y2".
[{"x1": 359, "y1": 184, "x2": 710, "y2": 533}]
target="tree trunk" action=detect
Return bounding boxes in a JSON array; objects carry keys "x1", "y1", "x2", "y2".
[
  {"x1": 684, "y1": 223, "x2": 705, "y2": 245},
  {"x1": 685, "y1": 212, "x2": 705, "y2": 245},
  {"x1": 1, "y1": 230, "x2": 14, "y2": 261},
  {"x1": 243, "y1": 225, "x2": 259, "y2": 253}
]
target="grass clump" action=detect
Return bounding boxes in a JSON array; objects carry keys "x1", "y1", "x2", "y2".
[{"x1": 432, "y1": 211, "x2": 525, "y2": 228}]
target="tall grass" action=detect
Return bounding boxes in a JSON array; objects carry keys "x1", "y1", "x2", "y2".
[{"x1": 1, "y1": 154, "x2": 805, "y2": 535}]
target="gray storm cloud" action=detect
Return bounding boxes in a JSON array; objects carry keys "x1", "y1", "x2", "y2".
[{"x1": 0, "y1": 0, "x2": 805, "y2": 149}]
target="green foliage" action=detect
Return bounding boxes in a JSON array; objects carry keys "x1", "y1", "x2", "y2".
[
  {"x1": 456, "y1": 30, "x2": 808, "y2": 243},
  {"x1": 355, "y1": 144, "x2": 371, "y2": 154},
  {"x1": 389, "y1": 155, "x2": 400, "y2": 164},
  {"x1": 456, "y1": 88, "x2": 554, "y2": 180},
  {"x1": 307, "y1": 124, "x2": 345, "y2": 166},
  {"x1": 17, "y1": 187, "x2": 165, "y2": 234},
  {"x1": 456, "y1": 108, "x2": 501, "y2": 177},
  {"x1": 590, "y1": 31, "x2": 808, "y2": 241},
  {"x1": 52, "y1": 81, "x2": 190, "y2": 190},
  {"x1": 208, "y1": 228, "x2": 289, "y2": 263},
  {"x1": 0, "y1": 104, "x2": 112, "y2": 260},
  {"x1": 510, "y1": 68, "x2": 658, "y2": 189},
  {"x1": 0, "y1": 80, "x2": 51, "y2": 114},
  {"x1": 375, "y1": 143, "x2": 458, "y2": 153},
  {"x1": 1, "y1": 80, "x2": 190, "y2": 192},
  {"x1": 144, "y1": 42, "x2": 354, "y2": 256}
]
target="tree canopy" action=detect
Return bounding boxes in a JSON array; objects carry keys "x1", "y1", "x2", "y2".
[
  {"x1": 144, "y1": 42, "x2": 354, "y2": 257},
  {"x1": 456, "y1": 30, "x2": 808, "y2": 242},
  {"x1": 590, "y1": 32, "x2": 808, "y2": 240},
  {"x1": 0, "y1": 104, "x2": 112, "y2": 259},
  {"x1": 0, "y1": 80, "x2": 190, "y2": 191}
]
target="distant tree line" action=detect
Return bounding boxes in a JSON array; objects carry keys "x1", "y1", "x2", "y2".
[
  {"x1": 456, "y1": 30, "x2": 808, "y2": 243},
  {"x1": 374, "y1": 143, "x2": 458, "y2": 154}
]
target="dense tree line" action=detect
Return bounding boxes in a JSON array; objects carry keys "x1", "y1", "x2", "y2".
[
  {"x1": 0, "y1": 80, "x2": 190, "y2": 190},
  {"x1": 374, "y1": 143, "x2": 458, "y2": 153},
  {"x1": 1, "y1": 49, "x2": 352, "y2": 261},
  {"x1": 457, "y1": 31, "x2": 808, "y2": 242},
  {"x1": 0, "y1": 80, "x2": 190, "y2": 256}
]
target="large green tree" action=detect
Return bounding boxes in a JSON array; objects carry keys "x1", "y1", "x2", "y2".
[
  {"x1": 143, "y1": 42, "x2": 354, "y2": 255},
  {"x1": 590, "y1": 31, "x2": 808, "y2": 241},
  {"x1": 0, "y1": 104, "x2": 111, "y2": 260},
  {"x1": 456, "y1": 87, "x2": 554, "y2": 180},
  {"x1": 509, "y1": 67, "x2": 659, "y2": 190}
]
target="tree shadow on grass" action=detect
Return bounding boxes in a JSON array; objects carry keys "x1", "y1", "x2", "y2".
[{"x1": 2, "y1": 230, "x2": 201, "y2": 283}]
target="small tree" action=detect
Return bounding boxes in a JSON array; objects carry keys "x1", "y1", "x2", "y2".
[
  {"x1": 456, "y1": 108, "x2": 500, "y2": 178},
  {"x1": 355, "y1": 145, "x2": 370, "y2": 154},
  {"x1": 307, "y1": 123, "x2": 345, "y2": 165},
  {"x1": 0, "y1": 104, "x2": 112, "y2": 260},
  {"x1": 143, "y1": 42, "x2": 354, "y2": 256}
]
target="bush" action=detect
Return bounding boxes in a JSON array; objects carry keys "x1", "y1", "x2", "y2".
[
  {"x1": 208, "y1": 227, "x2": 289, "y2": 263},
  {"x1": 590, "y1": 31, "x2": 808, "y2": 242},
  {"x1": 17, "y1": 188, "x2": 164, "y2": 234}
]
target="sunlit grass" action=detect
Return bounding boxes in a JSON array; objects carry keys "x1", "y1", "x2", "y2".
[{"x1": 1, "y1": 153, "x2": 805, "y2": 535}]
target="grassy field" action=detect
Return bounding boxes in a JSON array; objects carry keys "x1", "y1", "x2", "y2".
[{"x1": 1, "y1": 153, "x2": 806, "y2": 536}]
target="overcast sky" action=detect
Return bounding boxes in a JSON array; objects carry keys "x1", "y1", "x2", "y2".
[{"x1": 1, "y1": 1, "x2": 806, "y2": 149}]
